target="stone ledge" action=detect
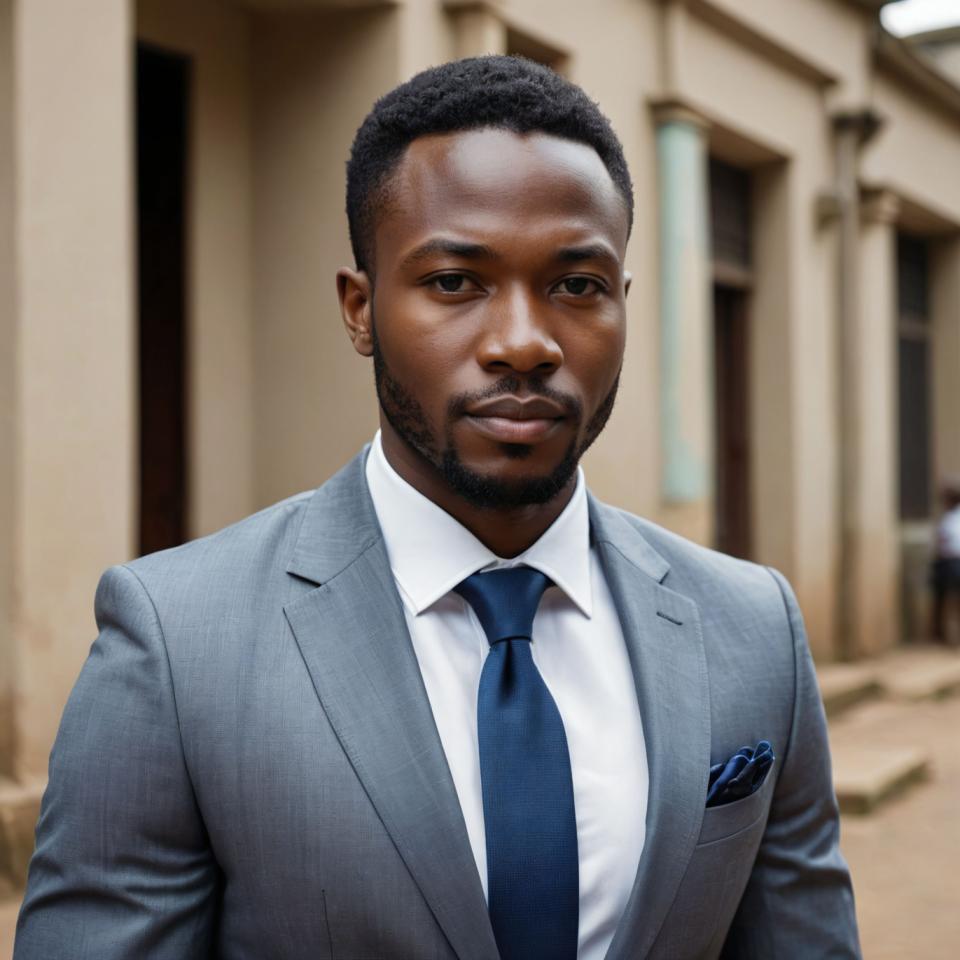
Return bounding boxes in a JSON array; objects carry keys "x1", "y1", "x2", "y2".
[
  {"x1": 817, "y1": 662, "x2": 882, "y2": 717},
  {"x1": 0, "y1": 779, "x2": 43, "y2": 897},
  {"x1": 832, "y1": 745, "x2": 930, "y2": 815},
  {"x1": 877, "y1": 654, "x2": 960, "y2": 702}
]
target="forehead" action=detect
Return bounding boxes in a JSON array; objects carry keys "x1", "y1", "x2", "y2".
[{"x1": 375, "y1": 127, "x2": 629, "y2": 265}]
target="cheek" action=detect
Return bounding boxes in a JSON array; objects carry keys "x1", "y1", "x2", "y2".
[
  {"x1": 375, "y1": 296, "x2": 474, "y2": 398},
  {"x1": 562, "y1": 320, "x2": 625, "y2": 394}
]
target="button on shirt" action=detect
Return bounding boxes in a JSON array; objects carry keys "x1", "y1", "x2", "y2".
[{"x1": 365, "y1": 433, "x2": 648, "y2": 959}]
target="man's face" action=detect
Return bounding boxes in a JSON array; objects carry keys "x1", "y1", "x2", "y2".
[{"x1": 342, "y1": 127, "x2": 630, "y2": 510}]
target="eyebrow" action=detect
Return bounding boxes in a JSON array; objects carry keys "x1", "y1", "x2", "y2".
[
  {"x1": 399, "y1": 238, "x2": 497, "y2": 270},
  {"x1": 398, "y1": 237, "x2": 621, "y2": 271},
  {"x1": 554, "y1": 243, "x2": 620, "y2": 267}
]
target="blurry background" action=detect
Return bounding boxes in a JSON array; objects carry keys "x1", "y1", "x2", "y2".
[{"x1": 1, "y1": 0, "x2": 959, "y2": 955}]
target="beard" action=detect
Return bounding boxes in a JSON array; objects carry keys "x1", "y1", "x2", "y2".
[{"x1": 370, "y1": 317, "x2": 620, "y2": 510}]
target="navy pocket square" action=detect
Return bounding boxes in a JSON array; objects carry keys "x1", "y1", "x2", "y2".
[{"x1": 706, "y1": 740, "x2": 774, "y2": 808}]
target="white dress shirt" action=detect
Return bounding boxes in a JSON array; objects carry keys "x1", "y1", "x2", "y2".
[
  {"x1": 365, "y1": 432, "x2": 648, "y2": 959},
  {"x1": 937, "y1": 505, "x2": 960, "y2": 559}
]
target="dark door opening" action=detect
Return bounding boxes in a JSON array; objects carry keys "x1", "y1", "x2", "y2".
[
  {"x1": 713, "y1": 285, "x2": 752, "y2": 559},
  {"x1": 136, "y1": 43, "x2": 190, "y2": 556},
  {"x1": 896, "y1": 232, "x2": 932, "y2": 522},
  {"x1": 709, "y1": 158, "x2": 753, "y2": 559}
]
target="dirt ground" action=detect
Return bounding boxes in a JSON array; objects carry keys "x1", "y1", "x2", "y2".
[{"x1": 837, "y1": 694, "x2": 960, "y2": 959}]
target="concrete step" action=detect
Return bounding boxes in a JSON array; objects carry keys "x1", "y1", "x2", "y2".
[
  {"x1": 873, "y1": 646, "x2": 960, "y2": 702},
  {"x1": 828, "y1": 698, "x2": 941, "y2": 816},
  {"x1": 818, "y1": 662, "x2": 883, "y2": 717},
  {"x1": 831, "y1": 743, "x2": 931, "y2": 815},
  {"x1": 0, "y1": 778, "x2": 43, "y2": 898}
]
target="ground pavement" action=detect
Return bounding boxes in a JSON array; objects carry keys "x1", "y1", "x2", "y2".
[{"x1": 1, "y1": 648, "x2": 958, "y2": 959}]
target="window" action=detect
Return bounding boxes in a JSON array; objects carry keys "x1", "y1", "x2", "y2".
[{"x1": 896, "y1": 232, "x2": 932, "y2": 520}]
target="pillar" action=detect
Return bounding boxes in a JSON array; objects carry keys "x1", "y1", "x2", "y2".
[
  {"x1": 851, "y1": 189, "x2": 900, "y2": 655},
  {"x1": 653, "y1": 101, "x2": 713, "y2": 544},
  {"x1": 447, "y1": 1, "x2": 507, "y2": 59},
  {"x1": 0, "y1": 0, "x2": 135, "y2": 891}
]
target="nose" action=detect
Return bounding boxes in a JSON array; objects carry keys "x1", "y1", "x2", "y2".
[{"x1": 475, "y1": 287, "x2": 563, "y2": 375}]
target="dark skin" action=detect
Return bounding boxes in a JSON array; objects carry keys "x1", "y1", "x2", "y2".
[{"x1": 337, "y1": 127, "x2": 631, "y2": 557}]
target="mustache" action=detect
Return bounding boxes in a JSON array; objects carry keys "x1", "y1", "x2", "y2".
[{"x1": 447, "y1": 376, "x2": 583, "y2": 422}]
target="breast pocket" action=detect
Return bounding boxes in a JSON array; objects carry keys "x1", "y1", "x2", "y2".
[{"x1": 698, "y1": 757, "x2": 777, "y2": 846}]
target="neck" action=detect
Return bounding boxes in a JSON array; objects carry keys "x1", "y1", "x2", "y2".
[{"x1": 380, "y1": 429, "x2": 576, "y2": 558}]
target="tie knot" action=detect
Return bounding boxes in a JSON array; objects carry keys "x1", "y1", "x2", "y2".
[{"x1": 454, "y1": 566, "x2": 550, "y2": 645}]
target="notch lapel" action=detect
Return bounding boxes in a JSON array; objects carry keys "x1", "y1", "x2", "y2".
[
  {"x1": 283, "y1": 453, "x2": 499, "y2": 960},
  {"x1": 589, "y1": 499, "x2": 711, "y2": 960}
]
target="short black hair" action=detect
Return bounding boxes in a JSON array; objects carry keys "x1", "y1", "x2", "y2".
[{"x1": 345, "y1": 55, "x2": 634, "y2": 274}]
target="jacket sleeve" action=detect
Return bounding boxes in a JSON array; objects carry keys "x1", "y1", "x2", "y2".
[
  {"x1": 719, "y1": 567, "x2": 862, "y2": 959},
  {"x1": 14, "y1": 564, "x2": 219, "y2": 959}
]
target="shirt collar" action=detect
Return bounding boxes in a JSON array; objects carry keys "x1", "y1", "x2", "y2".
[{"x1": 364, "y1": 431, "x2": 593, "y2": 618}]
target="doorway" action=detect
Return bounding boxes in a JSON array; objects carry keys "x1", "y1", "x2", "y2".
[
  {"x1": 713, "y1": 285, "x2": 751, "y2": 559},
  {"x1": 709, "y1": 158, "x2": 753, "y2": 559},
  {"x1": 136, "y1": 43, "x2": 190, "y2": 556}
]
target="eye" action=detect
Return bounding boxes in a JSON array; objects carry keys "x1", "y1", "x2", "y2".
[
  {"x1": 555, "y1": 276, "x2": 604, "y2": 297},
  {"x1": 428, "y1": 273, "x2": 479, "y2": 294}
]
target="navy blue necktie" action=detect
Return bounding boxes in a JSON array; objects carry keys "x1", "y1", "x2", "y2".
[{"x1": 455, "y1": 567, "x2": 579, "y2": 960}]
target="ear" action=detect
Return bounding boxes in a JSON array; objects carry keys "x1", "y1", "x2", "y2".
[
  {"x1": 623, "y1": 269, "x2": 632, "y2": 299},
  {"x1": 337, "y1": 267, "x2": 374, "y2": 357}
]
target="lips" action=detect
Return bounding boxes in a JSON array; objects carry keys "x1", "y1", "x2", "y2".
[{"x1": 464, "y1": 395, "x2": 567, "y2": 444}]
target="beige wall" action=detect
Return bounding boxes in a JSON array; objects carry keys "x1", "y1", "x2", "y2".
[
  {"x1": 138, "y1": 0, "x2": 257, "y2": 539},
  {"x1": 865, "y1": 70, "x2": 960, "y2": 225},
  {"x1": 705, "y1": 0, "x2": 869, "y2": 100},
  {"x1": 10, "y1": 0, "x2": 135, "y2": 778},
  {"x1": 250, "y1": 5, "x2": 400, "y2": 507}
]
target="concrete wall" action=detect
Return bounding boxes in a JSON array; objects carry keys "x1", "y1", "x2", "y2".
[
  {"x1": 865, "y1": 70, "x2": 960, "y2": 225},
  {"x1": 250, "y1": 5, "x2": 400, "y2": 506}
]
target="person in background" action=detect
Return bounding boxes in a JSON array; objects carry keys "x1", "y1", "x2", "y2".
[{"x1": 931, "y1": 477, "x2": 960, "y2": 645}]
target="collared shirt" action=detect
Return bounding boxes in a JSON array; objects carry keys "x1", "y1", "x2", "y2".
[
  {"x1": 937, "y1": 505, "x2": 960, "y2": 559},
  {"x1": 365, "y1": 431, "x2": 648, "y2": 959}
]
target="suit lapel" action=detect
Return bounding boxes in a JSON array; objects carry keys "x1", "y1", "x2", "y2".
[
  {"x1": 589, "y1": 499, "x2": 711, "y2": 960},
  {"x1": 284, "y1": 452, "x2": 499, "y2": 960}
]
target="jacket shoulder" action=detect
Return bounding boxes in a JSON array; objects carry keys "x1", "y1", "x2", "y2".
[
  {"x1": 119, "y1": 489, "x2": 316, "y2": 625},
  {"x1": 600, "y1": 504, "x2": 787, "y2": 620}
]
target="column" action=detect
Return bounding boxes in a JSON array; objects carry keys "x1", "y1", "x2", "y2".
[
  {"x1": 446, "y1": 1, "x2": 507, "y2": 60},
  {"x1": 653, "y1": 102, "x2": 713, "y2": 543},
  {"x1": 0, "y1": 0, "x2": 135, "y2": 892},
  {"x1": 0, "y1": 0, "x2": 15, "y2": 785},
  {"x1": 852, "y1": 190, "x2": 900, "y2": 656}
]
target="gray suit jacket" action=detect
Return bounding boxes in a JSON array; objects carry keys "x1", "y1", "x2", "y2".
[{"x1": 15, "y1": 449, "x2": 860, "y2": 959}]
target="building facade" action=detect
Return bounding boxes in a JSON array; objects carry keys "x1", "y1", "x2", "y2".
[{"x1": 2, "y1": 0, "x2": 960, "y2": 887}]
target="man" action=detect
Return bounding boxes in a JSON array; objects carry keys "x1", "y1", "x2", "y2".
[{"x1": 15, "y1": 56, "x2": 860, "y2": 958}]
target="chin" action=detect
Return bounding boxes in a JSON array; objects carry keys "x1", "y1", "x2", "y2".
[{"x1": 440, "y1": 442, "x2": 579, "y2": 511}]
